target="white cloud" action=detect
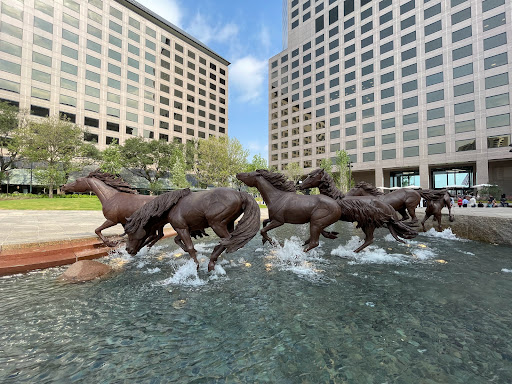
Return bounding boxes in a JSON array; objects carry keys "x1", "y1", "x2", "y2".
[
  {"x1": 139, "y1": 0, "x2": 184, "y2": 28},
  {"x1": 187, "y1": 13, "x2": 238, "y2": 45},
  {"x1": 259, "y1": 24, "x2": 271, "y2": 52},
  {"x1": 229, "y1": 56, "x2": 268, "y2": 103}
]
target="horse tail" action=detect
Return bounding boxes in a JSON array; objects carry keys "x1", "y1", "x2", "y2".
[
  {"x1": 124, "y1": 188, "x2": 191, "y2": 233},
  {"x1": 221, "y1": 191, "x2": 261, "y2": 253},
  {"x1": 419, "y1": 189, "x2": 447, "y2": 201},
  {"x1": 386, "y1": 218, "x2": 418, "y2": 240},
  {"x1": 337, "y1": 199, "x2": 391, "y2": 229}
]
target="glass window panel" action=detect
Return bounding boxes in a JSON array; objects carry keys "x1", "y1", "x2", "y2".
[
  {"x1": 109, "y1": 20, "x2": 122, "y2": 34},
  {"x1": 0, "y1": 78, "x2": 20, "y2": 93},
  {"x1": 402, "y1": 63, "x2": 417, "y2": 77},
  {"x1": 33, "y1": 34, "x2": 52, "y2": 50},
  {"x1": 452, "y1": 26, "x2": 472, "y2": 43},
  {"x1": 87, "y1": 24, "x2": 102, "y2": 39},
  {"x1": 381, "y1": 102, "x2": 395, "y2": 114},
  {"x1": 482, "y1": 0, "x2": 505, "y2": 12},
  {"x1": 32, "y1": 69, "x2": 51, "y2": 84},
  {"x1": 34, "y1": 17, "x2": 53, "y2": 33},
  {"x1": 403, "y1": 129, "x2": 419, "y2": 141},
  {"x1": 484, "y1": 52, "x2": 508, "y2": 70},
  {"x1": 0, "y1": 41, "x2": 22, "y2": 57},
  {"x1": 60, "y1": 77, "x2": 77, "y2": 91},
  {"x1": 424, "y1": 3, "x2": 441, "y2": 19},
  {"x1": 425, "y1": 20, "x2": 442, "y2": 36},
  {"x1": 31, "y1": 87, "x2": 50, "y2": 100},
  {"x1": 382, "y1": 133, "x2": 395, "y2": 144},
  {"x1": 483, "y1": 13, "x2": 506, "y2": 31},
  {"x1": 403, "y1": 112, "x2": 418, "y2": 125},
  {"x1": 61, "y1": 61, "x2": 78, "y2": 75},
  {"x1": 428, "y1": 142, "x2": 446, "y2": 155},
  {"x1": 403, "y1": 96, "x2": 418, "y2": 109},
  {"x1": 425, "y1": 37, "x2": 442, "y2": 53},
  {"x1": 35, "y1": 0, "x2": 53, "y2": 16},
  {"x1": 426, "y1": 54, "x2": 443, "y2": 69},
  {"x1": 1, "y1": 3, "x2": 23, "y2": 21},
  {"x1": 382, "y1": 117, "x2": 395, "y2": 129},
  {"x1": 0, "y1": 21, "x2": 23, "y2": 39},
  {"x1": 486, "y1": 113, "x2": 510, "y2": 128},
  {"x1": 427, "y1": 107, "x2": 445, "y2": 120},
  {"x1": 60, "y1": 94, "x2": 76, "y2": 107},
  {"x1": 487, "y1": 135, "x2": 510, "y2": 148},
  {"x1": 454, "y1": 100, "x2": 475, "y2": 114},
  {"x1": 0, "y1": 58, "x2": 20, "y2": 75},
  {"x1": 88, "y1": 9, "x2": 102, "y2": 24},
  {"x1": 455, "y1": 119, "x2": 475, "y2": 133},
  {"x1": 427, "y1": 89, "x2": 444, "y2": 103},
  {"x1": 451, "y1": 7, "x2": 471, "y2": 24},
  {"x1": 402, "y1": 80, "x2": 417, "y2": 93},
  {"x1": 452, "y1": 44, "x2": 472, "y2": 61},
  {"x1": 427, "y1": 125, "x2": 445, "y2": 137},
  {"x1": 484, "y1": 32, "x2": 507, "y2": 50},
  {"x1": 33, "y1": 51, "x2": 52, "y2": 67},
  {"x1": 87, "y1": 39, "x2": 101, "y2": 54},
  {"x1": 453, "y1": 81, "x2": 474, "y2": 97},
  {"x1": 453, "y1": 62, "x2": 473, "y2": 78},
  {"x1": 62, "y1": 13, "x2": 79, "y2": 28},
  {"x1": 61, "y1": 45, "x2": 78, "y2": 60},
  {"x1": 85, "y1": 85, "x2": 100, "y2": 97},
  {"x1": 426, "y1": 72, "x2": 443, "y2": 86},
  {"x1": 85, "y1": 70, "x2": 100, "y2": 83},
  {"x1": 363, "y1": 137, "x2": 375, "y2": 147},
  {"x1": 485, "y1": 72, "x2": 509, "y2": 90},
  {"x1": 486, "y1": 93, "x2": 509, "y2": 109},
  {"x1": 401, "y1": 15, "x2": 415, "y2": 30}
]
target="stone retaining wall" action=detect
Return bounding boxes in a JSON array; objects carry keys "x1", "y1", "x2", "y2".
[{"x1": 416, "y1": 211, "x2": 512, "y2": 246}]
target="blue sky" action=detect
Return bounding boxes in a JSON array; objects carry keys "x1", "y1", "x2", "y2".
[{"x1": 138, "y1": 0, "x2": 284, "y2": 162}]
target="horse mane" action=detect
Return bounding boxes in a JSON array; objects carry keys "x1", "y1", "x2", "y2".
[
  {"x1": 87, "y1": 170, "x2": 138, "y2": 194},
  {"x1": 256, "y1": 169, "x2": 297, "y2": 192},
  {"x1": 354, "y1": 181, "x2": 384, "y2": 196},
  {"x1": 124, "y1": 188, "x2": 191, "y2": 234},
  {"x1": 318, "y1": 170, "x2": 346, "y2": 201}
]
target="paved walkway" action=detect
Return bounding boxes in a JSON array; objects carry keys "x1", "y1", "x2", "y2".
[{"x1": 0, "y1": 209, "x2": 271, "y2": 249}]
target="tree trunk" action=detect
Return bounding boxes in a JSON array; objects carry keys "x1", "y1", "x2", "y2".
[{"x1": 49, "y1": 183, "x2": 54, "y2": 198}]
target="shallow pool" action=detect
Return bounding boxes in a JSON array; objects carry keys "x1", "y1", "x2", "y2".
[{"x1": 1, "y1": 222, "x2": 512, "y2": 383}]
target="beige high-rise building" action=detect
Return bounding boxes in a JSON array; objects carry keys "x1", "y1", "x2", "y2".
[
  {"x1": 269, "y1": 0, "x2": 512, "y2": 192},
  {"x1": 0, "y1": 0, "x2": 229, "y2": 149}
]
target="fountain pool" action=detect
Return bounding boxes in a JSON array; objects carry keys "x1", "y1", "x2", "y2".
[{"x1": 1, "y1": 222, "x2": 511, "y2": 383}]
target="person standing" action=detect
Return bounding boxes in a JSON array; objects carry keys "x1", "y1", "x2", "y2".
[{"x1": 469, "y1": 195, "x2": 476, "y2": 207}]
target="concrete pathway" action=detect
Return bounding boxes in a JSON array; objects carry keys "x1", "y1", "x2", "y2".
[{"x1": 0, "y1": 208, "x2": 270, "y2": 249}]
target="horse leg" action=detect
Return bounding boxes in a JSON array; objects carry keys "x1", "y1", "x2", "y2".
[
  {"x1": 95, "y1": 220, "x2": 119, "y2": 247},
  {"x1": 303, "y1": 223, "x2": 324, "y2": 252},
  {"x1": 262, "y1": 219, "x2": 270, "y2": 228},
  {"x1": 406, "y1": 204, "x2": 418, "y2": 224},
  {"x1": 421, "y1": 213, "x2": 431, "y2": 232},
  {"x1": 208, "y1": 223, "x2": 231, "y2": 272},
  {"x1": 398, "y1": 207, "x2": 409, "y2": 221},
  {"x1": 354, "y1": 226, "x2": 375, "y2": 253},
  {"x1": 174, "y1": 228, "x2": 199, "y2": 269},
  {"x1": 435, "y1": 213, "x2": 443, "y2": 231},
  {"x1": 260, "y1": 220, "x2": 283, "y2": 246}
]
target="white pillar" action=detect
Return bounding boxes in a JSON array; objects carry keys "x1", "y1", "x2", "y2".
[
  {"x1": 476, "y1": 158, "x2": 489, "y2": 185},
  {"x1": 374, "y1": 167, "x2": 384, "y2": 188},
  {"x1": 420, "y1": 163, "x2": 429, "y2": 189}
]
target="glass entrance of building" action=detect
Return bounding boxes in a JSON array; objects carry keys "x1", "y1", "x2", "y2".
[
  {"x1": 431, "y1": 166, "x2": 474, "y2": 193},
  {"x1": 390, "y1": 170, "x2": 420, "y2": 188}
]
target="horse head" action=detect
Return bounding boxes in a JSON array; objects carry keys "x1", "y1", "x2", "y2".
[
  {"x1": 61, "y1": 177, "x2": 90, "y2": 193},
  {"x1": 299, "y1": 168, "x2": 324, "y2": 190},
  {"x1": 236, "y1": 171, "x2": 258, "y2": 187},
  {"x1": 124, "y1": 217, "x2": 149, "y2": 256}
]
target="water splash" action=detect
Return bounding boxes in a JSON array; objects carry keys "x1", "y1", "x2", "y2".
[
  {"x1": 502, "y1": 269, "x2": 512, "y2": 273},
  {"x1": 420, "y1": 228, "x2": 467, "y2": 241},
  {"x1": 331, "y1": 236, "x2": 437, "y2": 265},
  {"x1": 263, "y1": 236, "x2": 327, "y2": 281}
]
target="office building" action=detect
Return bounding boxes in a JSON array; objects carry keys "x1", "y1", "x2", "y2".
[
  {"x1": 0, "y1": 0, "x2": 229, "y2": 149},
  {"x1": 269, "y1": 0, "x2": 512, "y2": 191}
]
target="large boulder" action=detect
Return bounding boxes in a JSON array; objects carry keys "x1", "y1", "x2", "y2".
[{"x1": 60, "y1": 260, "x2": 112, "y2": 282}]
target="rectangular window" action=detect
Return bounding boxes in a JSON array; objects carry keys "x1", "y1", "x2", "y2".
[
  {"x1": 426, "y1": 72, "x2": 443, "y2": 86},
  {"x1": 453, "y1": 63, "x2": 473, "y2": 78},
  {"x1": 108, "y1": 63, "x2": 121, "y2": 76},
  {"x1": 404, "y1": 146, "x2": 420, "y2": 157},
  {"x1": 34, "y1": 16, "x2": 53, "y2": 34},
  {"x1": 455, "y1": 119, "x2": 475, "y2": 133},
  {"x1": 425, "y1": 37, "x2": 442, "y2": 53},
  {"x1": 32, "y1": 69, "x2": 51, "y2": 84},
  {"x1": 487, "y1": 135, "x2": 511, "y2": 148},
  {"x1": 33, "y1": 52, "x2": 52, "y2": 67},
  {"x1": 33, "y1": 34, "x2": 52, "y2": 50},
  {"x1": 485, "y1": 73, "x2": 509, "y2": 89},
  {"x1": 380, "y1": 11, "x2": 392, "y2": 25},
  {"x1": 484, "y1": 33, "x2": 507, "y2": 51},
  {"x1": 403, "y1": 112, "x2": 418, "y2": 125},
  {"x1": 87, "y1": 39, "x2": 101, "y2": 54},
  {"x1": 484, "y1": 52, "x2": 508, "y2": 70},
  {"x1": 381, "y1": 87, "x2": 394, "y2": 99},
  {"x1": 486, "y1": 93, "x2": 509, "y2": 109},
  {"x1": 454, "y1": 81, "x2": 474, "y2": 97},
  {"x1": 403, "y1": 129, "x2": 419, "y2": 141},
  {"x1": 482, "y1": 0, "x2": 505, "y2": 12},
  {"x1": 380, "y1": 41, "x2": 393, "y2": 55},
  {"x1": 424, "y1": 3, "x2": 441, "y2": 19},
  {"x1": 61, "y1": 61, "x2": 78, "y2": 75},
  {"x1": 85, "y1": 85, "x2": 100, "y2": 98},
  {"x1": 59, "y1": 94, "x2": 76, "y2": 107},
  {"x1": 403, "y1": 96, "x2": 418, "y2": 109},
  {"x1": 402, "y1": 80, "x2": 417, "y2": 93},
  {"x1": 382, "y1": 117, "x2": 395, "y2": 129},
  {"x1": 381, "y1": 71, "x2": 394, "y2": 83},
  {"x1": 401, "y1": 31, "x2": 416, "y2": 45},
  {"x1": 401, "y1": 15, "x2": 415, "y2": 30},
  {"x1": 454, "y1": 100, "x2": 475, "y2": 114},
  {"x1": 363, "y1": 152, "x2": 375, "y2": 162},
  {"x1": 382, "y1": 133, "x2": 395, "y2": 144},
  {"x1": 402, "y1": 63, "x2": 417, "y2": 77},
  {"x1": 426, "y1": 54, "x2": 443, "y2": 70},
  {"x1": 85, "y1": 70, "x2": 100, "y2": 83},
  {"x1": 60, "y1": 77, "x2": 77, "y2": 91},
  {"x1": 425, "y1": 20, "x2": 442, "y2": 36},
  {"x1": 452, "y1": 44, "x2": 472, "y2": 61},
  {"x1": 452, "y1": 26, "x2": 472, "y2": 43},
  {"x1": 452, "y1": 8, "x2": 471, "y2": 24},
  {"x1": 427, "y1": 107, "x2": 445, "y2": 120},
  {"x1": 87, "y1": 24, "x2": 102, "y2": 39},
  {"x1": 86, "y1": 55, "x2": 101, "y2": 68},
  {"x1": 427, "y1": 125, "x2": 445, "y2": 137},
  {"x1": 0, "y1": 59, "x2": 21, "y2": 75},
  {"x1": 380, "y1": 26, "x2": 393, "y2": 40},
  {"x1": 427, "y1": 89, "x2": 444, "y2": 103},
  {"x1": 109, "y1": 20, "x2": 122, "y2": 34},
  {"x1": 428, "y1": 142, "x2": 446, "y2": 155},
  {"x1": 483, "y1": 13, "x2": 506, "y2": 31},
  {"x1": 381, "y1": 56, "x2": 394, "y2": 69},
  {"x1": 400, "y1": 0, "x2": 415, "y2": 14},
  {"x1": 487, "y1": 113, "x2": 510, "y2": 128},
  {"x1": 363, "y1": 137, "x2": 375, "y2": 147}
]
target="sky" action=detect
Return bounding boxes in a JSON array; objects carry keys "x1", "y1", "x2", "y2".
[{"x1": 138, "y1": 0, "x2": 284, "y2": 162}]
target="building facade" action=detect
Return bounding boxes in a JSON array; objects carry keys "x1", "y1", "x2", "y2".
[
  {"x1": 269, "y1": 0, "x2": 512, "y2": 191},
  {"x1": 0, "y1": 0, "x2": 229, "y2": 150}
]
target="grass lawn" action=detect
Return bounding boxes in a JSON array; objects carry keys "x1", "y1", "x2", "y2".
[{"x1": 0, "y1": 195, "x2": 102, "y2": 210}]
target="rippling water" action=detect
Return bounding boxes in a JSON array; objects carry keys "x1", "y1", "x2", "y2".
[{"x1": 1, "y1": 222, "x2": 512, "y2": 383}]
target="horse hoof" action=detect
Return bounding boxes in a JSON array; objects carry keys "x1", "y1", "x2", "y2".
[{"x1": 208, "y1": 262, "x2": 215, "y2": 272}]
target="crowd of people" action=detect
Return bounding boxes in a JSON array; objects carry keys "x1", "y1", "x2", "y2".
[{"x1": 453, "y1": 193, "x2": 509, "y2": 208}]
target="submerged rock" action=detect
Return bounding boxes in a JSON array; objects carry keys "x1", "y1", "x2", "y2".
[{"x1": 59, "y1": 260, "x2": 112, "y2": 282}]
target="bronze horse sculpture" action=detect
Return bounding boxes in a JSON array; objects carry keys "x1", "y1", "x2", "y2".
[
  {"x1": 346, "y1": 181, "x2": 445, "y2": 223},
  {"x1": 236, "y1": 170, "x2": 342, "y2": 252},
  {"x1": 421, "y1": 191, "x2": 454, "y2": 231},
  {"x1": 124, "y1": 188, "x2": 261, "y2": 271},
  {"x1": 61, "y1": 171, "x2": 155, "y2": 246},
  {"x1": 299, "y1": 169, "x2": 418, "y2": 252}
]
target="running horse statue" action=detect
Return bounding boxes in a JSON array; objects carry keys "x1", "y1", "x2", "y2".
[
  {"x1": 124, "y1": 188, "x2": 261, "y2": 272},
  {"x1": 61, "y1": 170, "x2": 210, "y2": 247},
  {"x1": 346, "y1": 181, "x2": 447, "y2": 224},
  {"x1": 236, "y1": 170, "x2": 342, "y2": 251},
  {"x1": 61, "y1": 171, "x2": 154, "y2": 246},
  {"x1": 421, "y1": 190, "x2": 454, "y2": 232},
  {"x1": 299, "y1": 168, "x2": 418, "y2": 252}
]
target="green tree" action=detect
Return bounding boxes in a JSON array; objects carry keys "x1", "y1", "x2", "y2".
[
  {"x1": 0, "y1": 102, "x2": 25, "y2": 183},
  {"x1": 334, "y1": 150, "x2": 354, "y2": 192},
  {"x1": 100, "y1": 139, "x2": 123, "y2": 175},
  {"x1": 284, "y1": 162, "x2": 303, "y2": 185},
  {"x1": 121, "y1": 137, "x2": 178, "y2": 194},
  {"x1": 17, "y1": 115, "x2": 85, "y2": 198},
  {"x1": 195, "y1": 136, "x2": 249, "y2": 187},
  {"x1": 184, "y1": 139, "x2": 197, "y2": 171},
  {"x1": 245, "y1": 154, "x2": 268, "y2": 172},
  {"x1": 171, "y1": 147, "x2": 189, "y2": 189}
]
